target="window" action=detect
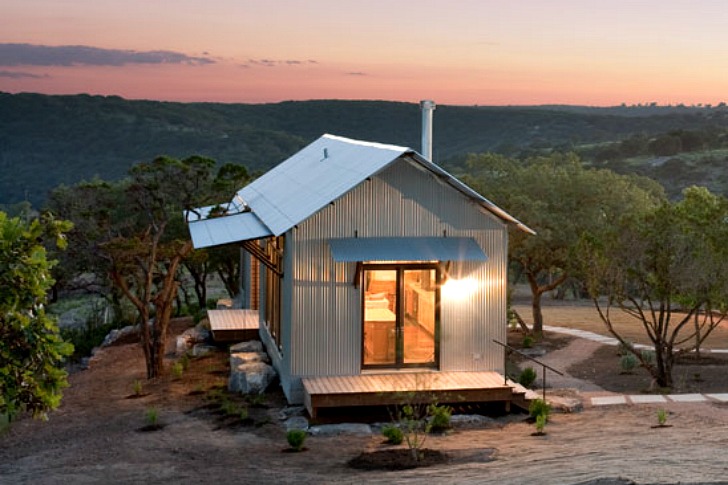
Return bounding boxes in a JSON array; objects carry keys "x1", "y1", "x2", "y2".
[
  {"x1": 361, "y1": 263, "x2": 440, "y2": 369},
  {"x1": 263, "y1": 236, "x2": 284, "y2": 350}
]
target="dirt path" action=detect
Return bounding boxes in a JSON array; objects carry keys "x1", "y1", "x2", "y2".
[{"x1": 4, "y1": 320, "x2": 728, "y2": 484}]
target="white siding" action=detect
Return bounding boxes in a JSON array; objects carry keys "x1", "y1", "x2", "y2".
[{"x1": 285, "y1": 157, "x2": 508, "y2": 399}]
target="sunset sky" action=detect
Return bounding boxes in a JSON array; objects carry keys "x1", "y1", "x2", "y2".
[{"x1": 2, "y1": 1, "x2": 727, "y2": 106}]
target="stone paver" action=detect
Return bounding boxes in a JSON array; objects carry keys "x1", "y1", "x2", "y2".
[
  {"x1": 706, "y1": 393, "x2": 728, "y2": 402},
  {"x1": 629, "y1": 394, "x2": 667, "y2": 404},
  {"x1": 667, "y1": 393, "x2": 707, "y2": 402},
  {"x1": 591, "y1": 396, "x2": 627, "y2": 406}
]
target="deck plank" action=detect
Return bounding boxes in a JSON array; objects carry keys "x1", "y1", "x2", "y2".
[{"x1": 302, "y1": 371, "x2": 516, "y2": 417}]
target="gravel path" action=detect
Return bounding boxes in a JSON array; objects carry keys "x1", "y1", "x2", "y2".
[{"x1": 536, "y1": 338, "x2": 607, "y2": 392}]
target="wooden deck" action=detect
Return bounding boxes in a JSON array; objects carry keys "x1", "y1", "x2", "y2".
[
  {"x1": 302, "y1": 371, "x2": 524, "y2": 418},
  {"x1": 208, "y1": 309, "x2": 260, "y2": 342}
]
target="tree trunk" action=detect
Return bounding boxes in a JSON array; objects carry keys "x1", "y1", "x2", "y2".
[{"x1": 525, "y1": 270, "x2": 568, "y2": 339}]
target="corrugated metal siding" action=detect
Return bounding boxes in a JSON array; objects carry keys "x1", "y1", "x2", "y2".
[{"x1": 288, "y1": 157, "x2": 507, "y2": 382}]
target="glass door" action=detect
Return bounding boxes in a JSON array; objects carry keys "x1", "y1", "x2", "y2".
[{"x1": 362, "y1": 265, "x2": 438, "y2": 368}]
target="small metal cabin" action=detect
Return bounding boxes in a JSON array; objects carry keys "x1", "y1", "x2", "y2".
[{"x1": 188, "y1": 134, "x2": 532, "y2": 411}]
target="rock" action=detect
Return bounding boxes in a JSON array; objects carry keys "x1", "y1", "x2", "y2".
[
  {"x1": 450, "y1": 414, "x2": 496, "y2": 429},
  {"x1": 548, "y1": 395, "x2": 583, "y2": 413},
  {"x1": 176, "y1": 336, "x2": 190, "y2": 355},
  {"x1": 284, "y1": 416, "x2": 309, "y2": 431},
  {"x1": 182, "y1": 324, "x2": 210, "y2": 344},
  {"x1": 230, "y1": 340, "x2": 263, "y2": 353},
  {"x1": 278, "y1": 406, "x2": 306, "y2": 421},
  {"x1": 101, "y1": 325, "x2": 137, "y2": 347},
  {"x1": 230, "y1": 352, "x2": 270, "y2": 368},
  {"x1": 228, "y1": 361, "x2": 277, "y2": 394},
  {"x1": 308, "y1": 423, "x2": 372, "y2": 436},
  {"x1": 192, "y1": 344, "x2": 218, "y2": 357}
]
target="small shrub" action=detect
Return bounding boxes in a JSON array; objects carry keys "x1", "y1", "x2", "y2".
[
  {"x1": 286, "y1": 429, "x2": 307, "y2": 451},
  {"x1": 518, "y1": 367, "x2": 537, "y2": 388},
  {"x1": 239, "y1": 407, "x2": 249, "y2": 421},
  {"x1": 529, "y1": 398, "x2": 551, "y2": 421},
  {"x1": 145, "y1": 407, "x2": 158, "y2": 426},
  {"x1": 535, "y1": 413, "x2": 547, "y2": 434},
  {"x1": 179, "y1": 353, "x2": 190, "y2": 371},
  {"x1": 522, "y1": 335, "x2": 534, "y2": 349},
  {"x1": 617, "y1": 340, "x2": 632, "y2": 356},
  {"x1": 657, "y1": 409, "x2": 668, "y2": 426},
  {"x1": 428, "y1": 404, "x2": 452, "y2": 433},
  {"x1": 171, "y1": 362, "x2": 184, "y2": 379},
  {"x1": 132, "y1": 379, "x2": 143, "y2": 396},
  {"x1": 382, "y1": 424, "x2": 404, "y2": 445},
  {"x1": 641, "y1": 349, "x2": 656, "y2": 365},
  {"x1": 619, "y1": 353, "x2": 637, "y2": 374},
  {"x1": 244, "y1": 393, "x2": 267, "y2": 407}
]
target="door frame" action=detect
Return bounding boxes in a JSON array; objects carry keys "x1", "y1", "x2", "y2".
[{"x1": 360, "y1": 262, "x2": 441, "y2": 370}]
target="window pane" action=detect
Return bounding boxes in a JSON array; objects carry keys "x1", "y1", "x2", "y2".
[
  {"x1": 403, "y1": 269, "x2": 436, "y2": 364},
  {"x1": 363, "y1": 270, "x2": 397, "y2": 365}
]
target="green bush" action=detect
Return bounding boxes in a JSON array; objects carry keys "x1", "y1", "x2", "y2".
[
  {"x1": 171, "y1": 362, "x2": 184, "y2": 379},
  {"x1": 427, "y1": 404, "x2": 452, "y2": 433},
  {"x1": 522, "y1": 335, "x2": 534, "y2": 349},
  {"x1": 382, "y1": 424, "x2": 403, "y2": 444},
  {"x1": 518, "y1": 367, "x2": 537, "y2": 388},
  {"x1": 286, "y1": 429, "x2": 307, "y2": 451},
  {"x1": 60, "y1": 320, "x2": 120, "y2": 361},
  {"x1": 529, "y1": 398, "x2": 551, "y2": 421},
  {"x1": 620, "y1": 353, "x2": 637, "y2": 373}
]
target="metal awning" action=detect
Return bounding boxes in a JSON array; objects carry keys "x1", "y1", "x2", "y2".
[
  {"x1": 188, "y1": 211, "x2": 272, "y2": 249},
  {"x1": 328, "y1": 237, "x2": 488, "y2": 262}
]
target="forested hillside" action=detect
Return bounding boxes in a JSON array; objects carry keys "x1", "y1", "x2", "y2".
[{"x1": 2, "y1": 91, "x2": 728, "y2": 207}]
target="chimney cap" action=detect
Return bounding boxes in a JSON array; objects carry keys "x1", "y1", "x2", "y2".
[{"x1": 420, "y1": 100, "x2": 436, "y2": 110}]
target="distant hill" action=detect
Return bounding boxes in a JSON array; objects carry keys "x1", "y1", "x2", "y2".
[{"x1": 2, "y1": 92, "x2": 728, "y2": 207}]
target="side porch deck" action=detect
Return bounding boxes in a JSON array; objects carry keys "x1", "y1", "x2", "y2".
[
  {"x1": 302, "y1": 371, "x2": 533, "y2": 418},
  {"x1": 208, "y1": 309, "x2": 260, "y2": 342}
]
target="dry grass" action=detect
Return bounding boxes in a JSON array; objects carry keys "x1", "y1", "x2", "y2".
[{"x1": 513, "y1": 303, "x2": 728, "y2": 350}]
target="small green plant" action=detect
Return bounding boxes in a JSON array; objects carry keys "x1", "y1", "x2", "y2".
[
  {"x1": 529, "y1": 398, "x2": 551, "y2": 422},
  {"x1": 286, "y1": 429, "x2": 307, "y2": 451},
  {"x1": 428, "y1": 404, "x2": 452, "y2": 433},
  {"x1": 619, "y1": 353, "x2": 638, "y2": 374},
  {"x1": 145, "y1": 407, "x2": 158, "y2": 427},
  {"x1": 171, "y1": 362, "x2": 184, "y2": 379},
  {"x1": 244, "y1": 393, "x2": 267, "y2": 407},
  {"x1": 535, "y1": 413, "x2": 547, "y2": 435},
  {"x1": 518, "y1": 367, "x2": 538, "y2": 388},
  {"x1": 657, "y1": 408, "x2": 668, "y2": 426},
  {"x1": 522, "y1": 335, "x2": 534, "y2": 349},
  {"x1": 382, "y1": 424, "x2": 404, "y2": 444},
  {"x1": 132, "y1": 379, "x2": 143, "y2": 396},
  {"x1": 617, "y1": 340, "x2": 632, "y2": 356},
  {"x1": 179, "y1": 353, "x2": 190, "y2": 371},
  {"x1": 641, "y1": 349, "x2": 656, "y2": 365}
]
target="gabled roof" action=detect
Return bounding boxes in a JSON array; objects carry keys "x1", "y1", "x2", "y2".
[{"x1": 188, "y1": 134, "x2": 533, "y2": 248}]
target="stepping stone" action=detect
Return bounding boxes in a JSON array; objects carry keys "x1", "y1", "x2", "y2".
[
  {"x1": 591, "y1": 395, "x2": 627, "y2": 406},
  {"x1": 706, "y1": 393, "x2": 728, "y2": 402},
  {"x1": 667, "y1": 393, "x2": 706, "y2": 403},
  {"x1": 629, "y1": 394, "x2": 667, "y2": 404}
]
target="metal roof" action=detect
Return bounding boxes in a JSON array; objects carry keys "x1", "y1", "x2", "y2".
[
  {"x1": 188, "y1": 210, "x2": 272, "y2": 248},
  {"x1": 237, "y1": 134, "x2": 409, "y2": 237},
  {"x1": 328, "y1": 237, "x2": 488, "y2": 262},
  {"x1": 188, "y1": 133, "x2": 533, "y2": 248}
]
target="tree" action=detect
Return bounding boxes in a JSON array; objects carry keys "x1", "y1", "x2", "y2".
[
  {"x1": 579, "y1": 187, "x2": 728, "y2": 388},
  {"x1": 461, "y1": 152, "x2": 664, "y2": 336},
  {"x1": 49, "y1": 157, "x2": 250, "y2": 378},
  {"x1": 0, "y1": 212, "x2": 73, "y2": 421}
]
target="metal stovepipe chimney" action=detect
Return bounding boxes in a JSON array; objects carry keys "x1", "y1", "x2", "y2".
[{"x1": 420, "y1": 100, "x2": 436, "y2": 161}]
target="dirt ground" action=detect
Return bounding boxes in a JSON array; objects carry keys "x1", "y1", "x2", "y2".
[{"x1": 5, "y1": 314, "x2": 728, "y2": 484}]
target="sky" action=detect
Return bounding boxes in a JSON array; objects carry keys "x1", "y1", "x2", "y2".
[{"x1": 1, "y1": 0, "x2": 728, "y2": 106}]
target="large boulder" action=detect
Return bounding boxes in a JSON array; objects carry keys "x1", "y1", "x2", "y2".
[
  {"x1": 229, "y1": 361, "x2": 277, "y2": 394},
  {"x1": 230, "y1": 352, "x2": 270, "y2": 369},
  {"x1": 230, "y1": 340, "x2": 264, "y2": 353},
  {"x1": 176, "y1": 322, "x2": 212, "y2": 355}
]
